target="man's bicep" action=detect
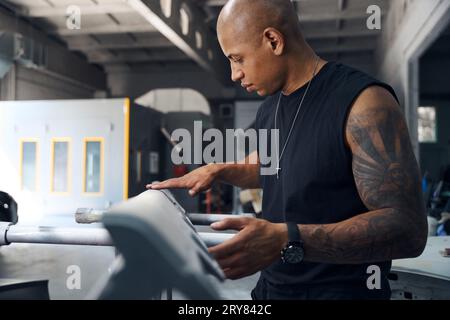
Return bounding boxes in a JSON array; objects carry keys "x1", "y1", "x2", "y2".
[{"x1": 345, "y1": 87, "x2": 423, "y2": 212}]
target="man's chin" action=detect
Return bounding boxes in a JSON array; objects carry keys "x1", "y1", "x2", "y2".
[
  {"x1": 245, "y1": 86, "x2": 269, "y2": 96},
  {"x1": 255, "y1": 89, "x2": 268, "y2": 97}
]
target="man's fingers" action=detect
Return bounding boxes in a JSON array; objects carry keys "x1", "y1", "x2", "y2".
[
  {"x1": 224, "y1": 267, "x2": 249, "y2": 280},
  {"x1": 210, "y1": 217, "x2": 251, "y2": 231},
  {"x1": 216, "y1": 253, "x2": 243, "y2": 270},
  {"x1": 148, "y1": 178, "x2": 185, "y2": 190},
  {"x1": 148, "y1": 178, "x2": 206, "y2": 197},
  {"x1": 188, "y1": 183, "x2": 200, "y2": 197},
  {"x1": 189, "y1": 182, "x2": 206, "y2": 197},
  {"x1": 208, "y1": 233, "x2": 244, "y2": 260}
]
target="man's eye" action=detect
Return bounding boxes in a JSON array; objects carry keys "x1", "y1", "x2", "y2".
[{"x1": 229, "y1": 57, "x2": 243, "y2": 65}]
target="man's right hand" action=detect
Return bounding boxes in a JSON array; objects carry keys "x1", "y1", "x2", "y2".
[{"x1": 147, "y1": 164, "x2": 220, "y2": 197}]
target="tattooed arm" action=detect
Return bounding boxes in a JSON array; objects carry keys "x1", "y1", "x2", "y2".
[
  {"x1": 297, "y1": 86, "x2": 428, "y2": 264},
  {"x1": 208, "y1": 86, "x2": 427, "y2": 278}
]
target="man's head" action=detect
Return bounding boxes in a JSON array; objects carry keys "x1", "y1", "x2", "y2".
[{"x1": 217, "y1": 0, "x2": 304, "y2": 96}]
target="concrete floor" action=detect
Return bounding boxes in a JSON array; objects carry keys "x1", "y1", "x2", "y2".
[{"x1": 0, "y1": 216, "x2": 258, "y2": 300}]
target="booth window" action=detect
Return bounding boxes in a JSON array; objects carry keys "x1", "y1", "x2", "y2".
[
  {"x1": 418, "y1": 106, "x2": 437, "y2": 143},
  {"x1": 20, "y1": 140, "x2": 38, "y2": 191},
  {"x1": 83, "y1": 138, "x2": 103, "y2": 194},
  {"x1": 51, "y1": 139, "x2": 71, "y2": 193}
]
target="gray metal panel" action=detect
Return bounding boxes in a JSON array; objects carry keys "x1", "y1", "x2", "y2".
[
  {"x1": 391, "y1": 236, "x2": 450, "y2": 280},
  {"x1": 0, "y1": 99, "x2": 127, "y2": 218},
  {"x1": 95, "y1": 190, "x2": 225, "y2": 299},
  {"x1": 389, "y1": 236, "x2": 450, "y2": 300}
]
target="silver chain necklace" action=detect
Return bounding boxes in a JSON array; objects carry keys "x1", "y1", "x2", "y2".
[{"x1": 274, "y1": 55, "x2": 320, "y2": 179}]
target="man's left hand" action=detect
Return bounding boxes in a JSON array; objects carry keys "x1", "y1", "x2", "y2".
[{"x1": 209, "y1": 217, "x2": 287, "y2": 280}]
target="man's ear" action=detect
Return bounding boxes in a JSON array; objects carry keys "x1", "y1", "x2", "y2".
[{"x1": 263, "y1": 28, "x2": 285, "y2": 56}]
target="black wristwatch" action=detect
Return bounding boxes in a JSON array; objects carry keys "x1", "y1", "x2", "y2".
[{"x1": 281, "y1": 222, "x2": 305, "y2": 264}]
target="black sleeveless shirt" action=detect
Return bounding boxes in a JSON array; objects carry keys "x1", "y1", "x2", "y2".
[{"x1": 255, "y1": 61, "x2": 398, "y2": 297}]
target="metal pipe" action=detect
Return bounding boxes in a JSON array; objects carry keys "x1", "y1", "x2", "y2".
[
  {"x1": 3, "y1": 225, "x2": 234, "y2": 248},
  {"x1": 5, "y1": 225, "x2": 113, "y2": 246},
  {"x1": 75, "y1": 208, "x2": 255, "y2": 226},
  {"x1": 199, "y1": 232, "x2": 234, "y2": 247},
  {"x1": 75, "y1": 208, "x2": 104, "y2": 224}
]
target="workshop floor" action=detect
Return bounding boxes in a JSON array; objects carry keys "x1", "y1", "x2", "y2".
[{"x1": 0, "y1": 216, "x2": 259, "y2": 300}]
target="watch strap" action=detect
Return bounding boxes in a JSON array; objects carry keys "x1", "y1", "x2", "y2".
[{"x1": 287, "y1": 222, "x2": 302, "y2": 243}]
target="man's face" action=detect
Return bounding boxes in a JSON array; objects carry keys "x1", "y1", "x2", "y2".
[{"x1": 218, "y1": 28, "x2": 284, "y2": 96}]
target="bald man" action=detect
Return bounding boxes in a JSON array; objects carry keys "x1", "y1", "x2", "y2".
[{"x1": 149, "y1": 0, "x2": 427, "y2": 300}]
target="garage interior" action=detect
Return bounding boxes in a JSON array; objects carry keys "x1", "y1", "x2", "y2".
[{"x1": 0, "y1": 0, "x2": 449, "y2": 300}]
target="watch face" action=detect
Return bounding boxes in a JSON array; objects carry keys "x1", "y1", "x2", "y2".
[{"x1": 283, "y1": 244, "x2": 304, "y2": 264}]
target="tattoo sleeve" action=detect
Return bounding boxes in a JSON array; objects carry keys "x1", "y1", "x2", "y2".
[{"x1": 300, "y1": 97, "x2": 427, "y2": 264}]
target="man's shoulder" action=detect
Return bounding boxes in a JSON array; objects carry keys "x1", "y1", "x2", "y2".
[
  {"x1": 311, "y1": 61, "x2": 379, "y2": 98},
  {"x1": 329, "y1": 62, "x2": 399, "y2": 111},
  {"x1": 351, "y1": 85, "x2": 400, "y2": 115},
  {"x1": 328, "y1": 61, "x2": 380, "y2": 86},
  {"x1": 344, "y1": 85, "x2": 404, "y2": 149}
]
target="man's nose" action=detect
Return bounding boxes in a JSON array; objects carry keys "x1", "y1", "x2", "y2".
[{"x1": 231, "y1": 67, "x2": 244, "y2": 82}]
